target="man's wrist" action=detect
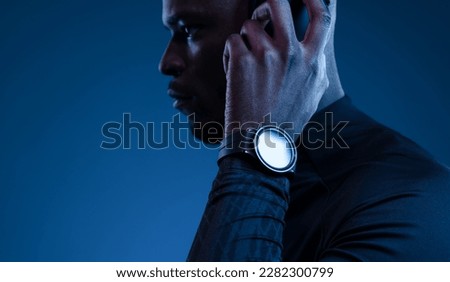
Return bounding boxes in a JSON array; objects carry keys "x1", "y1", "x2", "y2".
[{"x1": 218, "y1": 125, "x2": 297, "y2": 176}]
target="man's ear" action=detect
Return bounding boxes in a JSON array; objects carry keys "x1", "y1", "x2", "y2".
[{"x1": 290, "y1": 1, "x2": 308, "y2": 41}]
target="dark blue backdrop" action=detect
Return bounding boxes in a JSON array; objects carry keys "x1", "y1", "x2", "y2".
[{"x1": 1, "y1": 0, "x2": 449, "y2": 261}]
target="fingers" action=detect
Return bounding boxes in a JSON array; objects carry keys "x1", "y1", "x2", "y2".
[
  {"x1": 223, "y1": 34, "x2": 249, "y2": 74},
  {"x1": 223, "y1": 19, "x2": 274, "y2": 73},
  {"x1": 240, "y1": 20, "x2": 272, "y2": 54},
  {"x1": 251, "y1": 0, "x2": 296, "y2": 44},
  {"x1": 302, "y1": 0, "x2": 332, "y2": 54}
]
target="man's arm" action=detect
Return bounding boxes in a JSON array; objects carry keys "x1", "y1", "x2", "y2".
[
  {"x1": 187, "y1": 157, "x2": 289, "y2": 261},
  {"x1": 188, "y1": 0, "x2": 333, "y2": 261}
]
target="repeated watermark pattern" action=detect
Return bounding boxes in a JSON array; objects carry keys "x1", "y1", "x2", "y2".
[{"x1": 100, "y1": 113, "x2": 349, "y2": 150}]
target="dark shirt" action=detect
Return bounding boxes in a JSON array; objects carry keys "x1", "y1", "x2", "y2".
[{"x1": 187, "y1": 96, "x2": 450, "y2": 261}]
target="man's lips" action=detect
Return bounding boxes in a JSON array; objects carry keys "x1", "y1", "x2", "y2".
[
  {"x1": 168, "y1": 89, "x2": 195, "y2": 114},
  {"x1": 168, "y1": 88, "x2": 191, "y2": 100}
]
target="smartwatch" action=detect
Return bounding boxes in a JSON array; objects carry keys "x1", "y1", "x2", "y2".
[{"x1": 218, "y1": 125, "x2": 297, "y2": 174}]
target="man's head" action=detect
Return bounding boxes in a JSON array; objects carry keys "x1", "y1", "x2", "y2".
[{"x1": 159, "y1": 0, "x2": 337, "y2": 143}]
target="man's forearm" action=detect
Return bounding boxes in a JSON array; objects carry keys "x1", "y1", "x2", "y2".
[{"x1": 187, "y1": 156, "x2": 290, "y2": 261}]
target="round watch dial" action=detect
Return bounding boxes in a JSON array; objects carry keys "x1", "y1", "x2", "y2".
[{"x1": 254, "y1": 126, "x2": 297, "y2": 173}]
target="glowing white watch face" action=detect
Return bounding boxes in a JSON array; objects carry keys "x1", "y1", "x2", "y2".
[{"x1": 255, "y1": 127, "x2": 296, "y2": 172}]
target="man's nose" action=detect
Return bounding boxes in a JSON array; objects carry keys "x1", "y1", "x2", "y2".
[{"x1": 159, "y1": 42, "x2": 186, "y2": 77}]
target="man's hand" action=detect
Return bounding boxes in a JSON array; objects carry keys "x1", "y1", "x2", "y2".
[{"x1": 223, "y1": 0, "x2": 333, "y2": 138}]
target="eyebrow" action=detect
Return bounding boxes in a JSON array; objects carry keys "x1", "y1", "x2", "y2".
[
  {"x1": 164, "y1": 15, "x2": 179, "y2": 27},
  {"x1": 163, "y1": 11, "x2": 215, "y2": 28}
]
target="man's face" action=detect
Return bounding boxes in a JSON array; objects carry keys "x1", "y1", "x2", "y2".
[{"x1": 159, "y1": 0, "x2": 249, "y2": 142}]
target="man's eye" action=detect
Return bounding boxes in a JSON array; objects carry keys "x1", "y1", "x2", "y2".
[{"x1": 181, "y1": 25, "x2": 200, "y2": 39}]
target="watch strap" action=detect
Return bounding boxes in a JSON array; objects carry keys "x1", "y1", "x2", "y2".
[{"x1": 218, "y1": 126, "x2": 297, "y2": 175}]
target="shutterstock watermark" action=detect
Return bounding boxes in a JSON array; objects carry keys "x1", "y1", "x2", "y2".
[{"x1": 100, "y1": 113, "x2": 349, "y2": 150}]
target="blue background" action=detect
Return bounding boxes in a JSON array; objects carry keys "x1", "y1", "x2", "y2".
[{"x1": 1, "y1": 0, "x2": 449, "y2": 261}]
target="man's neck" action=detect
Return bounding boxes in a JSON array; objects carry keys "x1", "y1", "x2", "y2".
[{"x1": 317, "y1": 47, "x2": 345, "y2": 112}]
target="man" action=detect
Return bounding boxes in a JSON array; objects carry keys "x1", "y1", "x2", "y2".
[{"x1": 159, "y1": 0, "x2": 450, "y2": 261}]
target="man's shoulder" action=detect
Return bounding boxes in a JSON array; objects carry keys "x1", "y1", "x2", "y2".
[
  {"x1": 343, "y1": 106, "x2": 449, "y2": 189},
  {"x1": 304, "y1": 96, "x2": 450, "y2": 192},
  {"x1": 292, "y1": 97, "x2": 450, "y2": 261}
]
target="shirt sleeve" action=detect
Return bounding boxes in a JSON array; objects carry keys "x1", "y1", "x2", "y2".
[{"x1": 187, "y1": 156, "x2": 290, "y2": 262}]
